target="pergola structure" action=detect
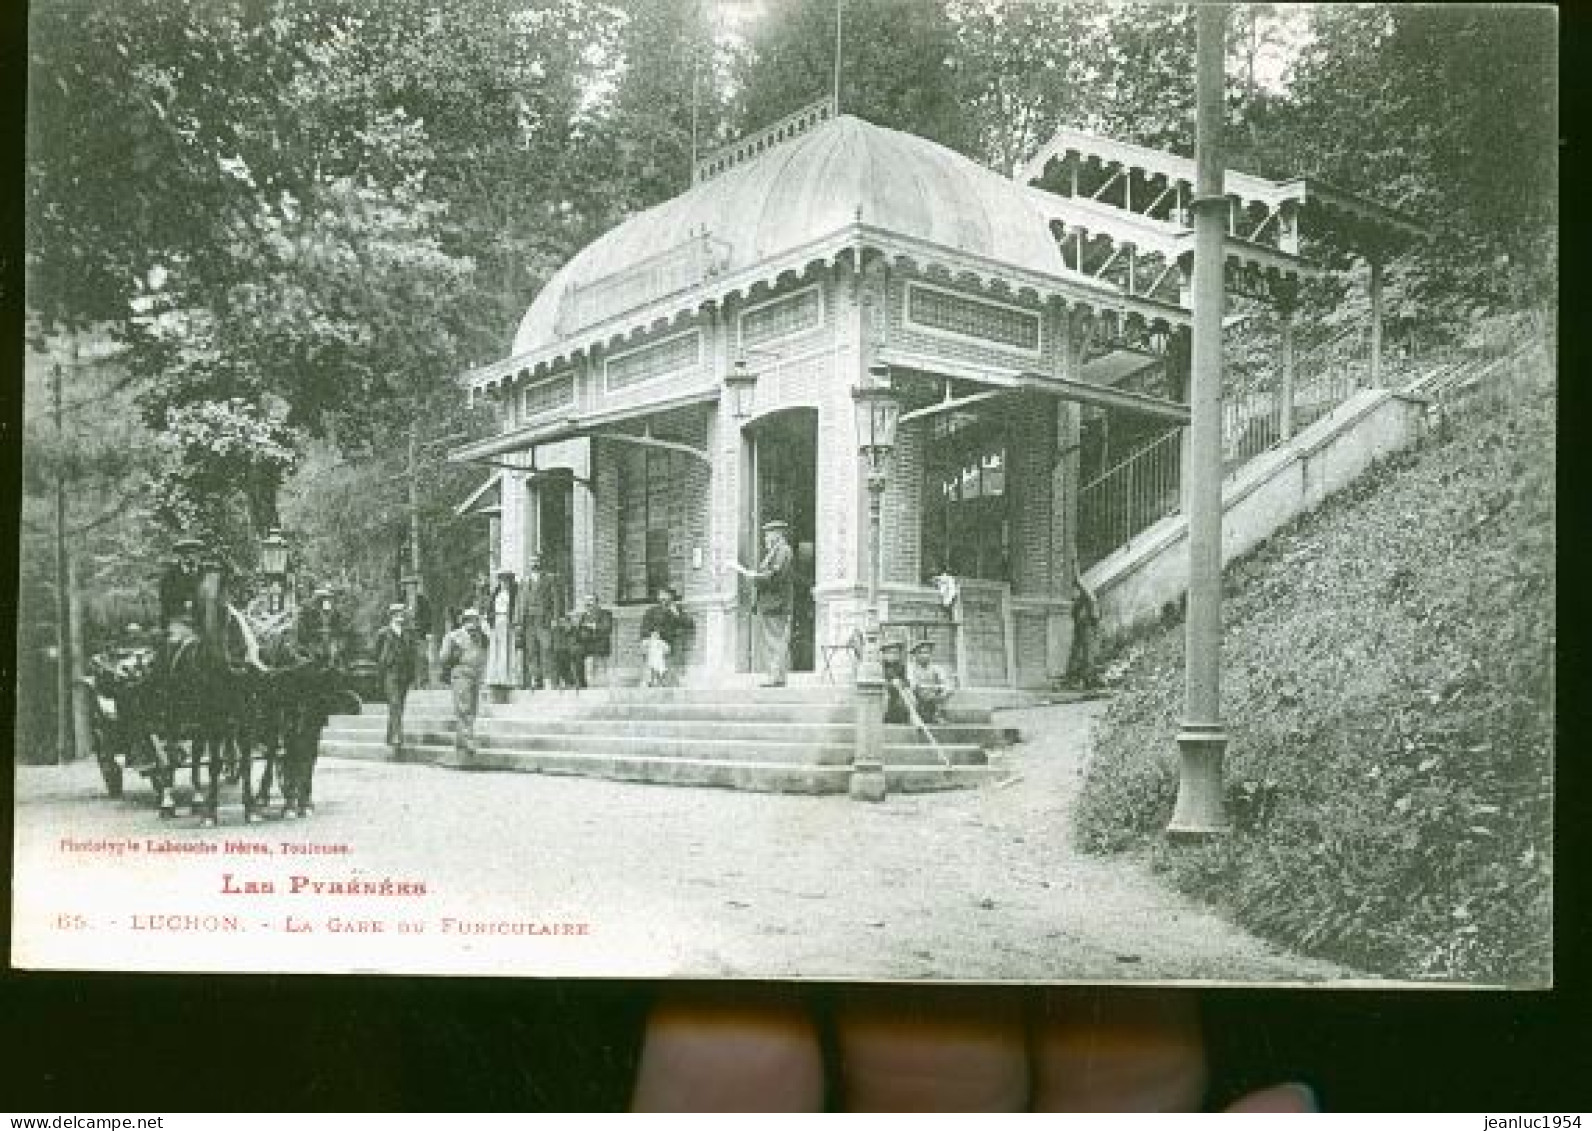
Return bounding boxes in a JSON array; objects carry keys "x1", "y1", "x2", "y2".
[
  {"x1": 1018, "y1": 126, "x2": 1429, "y2": 385},
  {"x1": 447, "y1": 99, "x2": 1423, "y2": 688}
]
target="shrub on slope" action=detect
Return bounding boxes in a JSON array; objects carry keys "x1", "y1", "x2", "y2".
[{"x1": 1074, "y1": 349, "x2": 1554, "y2": 984}]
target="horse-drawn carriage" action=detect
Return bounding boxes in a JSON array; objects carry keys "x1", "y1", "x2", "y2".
[{"x1": 83, "y1": 560, "x2": 362, "y2": 826}]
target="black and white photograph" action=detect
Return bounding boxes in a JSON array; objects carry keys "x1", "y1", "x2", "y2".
[{"x1": 12, "y1": 0, "x2": 1556, "y2": 990}]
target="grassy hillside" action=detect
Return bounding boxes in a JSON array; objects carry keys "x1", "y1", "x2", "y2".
[{"x1": 1074, "y1": 342, "x2": 1554, "y2": 984}]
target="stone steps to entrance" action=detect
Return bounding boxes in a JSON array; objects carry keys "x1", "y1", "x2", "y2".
[
  {"x1": 365, "y1": 697, "x2": 1018, "y2": 729},
  {"x1": 320, "y1": 728, "x2": 986, "y2": 766},
  {"x1": 324, "y1": 714, "x2": 1015, "y2": 749},
  {"x1": 319, "y1": 738, "x2": 1001, "y2": 794},
  {"x1": 321, "y1": 684, "x2": 1023, "y2": 795},
  {"x1": 385, "y1": 686, "x2": 1049, "y2": 711}
]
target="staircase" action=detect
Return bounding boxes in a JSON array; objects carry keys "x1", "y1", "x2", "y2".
[{"x1": 319, "y1": 685, "x2": 1028, "y2": 795}]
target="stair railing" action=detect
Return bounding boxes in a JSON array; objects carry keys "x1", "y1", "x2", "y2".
[
  {"x1": 1078, "y1": 312, "x2": 1544, "y2": 572},
  {"x1": 1077, "y1": 427, "x2": 1184, "y2": 571}
]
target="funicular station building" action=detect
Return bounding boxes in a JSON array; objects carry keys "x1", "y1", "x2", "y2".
[{"x1": 449, "y1": 99, "x2": 1419, "y2": 690}]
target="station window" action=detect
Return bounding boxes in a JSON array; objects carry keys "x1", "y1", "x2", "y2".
[
  {"x1": 617, "y1": 447, "x2": 681, "y2": 603},
  {"x1": 921, "y1": 416, "x2": 1011, "y2": 583}
]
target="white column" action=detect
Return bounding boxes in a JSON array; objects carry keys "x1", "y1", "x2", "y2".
[{"x1": 500, "y1": 457, "x2": 529, "y2": 580}]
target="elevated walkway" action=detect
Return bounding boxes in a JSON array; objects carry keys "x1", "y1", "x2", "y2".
[
  {"x1": 320, "y1": 685, "x2": 1039, "y2": 795},
  {"x1": 1083, "y1": 332, "x2": 1543, "y2": 645}
]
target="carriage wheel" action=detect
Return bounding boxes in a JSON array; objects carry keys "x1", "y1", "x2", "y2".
[
  {"x1": 96, "y1": 746, "x2": 124, "y2": 799},
  {"x1": 86, "y1": 716, "x2": 125, "y2": 799}
]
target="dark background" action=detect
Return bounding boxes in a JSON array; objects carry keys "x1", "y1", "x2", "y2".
[{"x1": 3, "y1": 3, "x2": 1587, "y2": 1114}]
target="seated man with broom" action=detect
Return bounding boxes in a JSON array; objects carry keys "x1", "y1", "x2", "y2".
[
  {"x1": 902, "y1": 639, "x2": 953, "y2": 724},
  {"x1": 880, "y1": 638, "x2": 953, "y2": 767}
]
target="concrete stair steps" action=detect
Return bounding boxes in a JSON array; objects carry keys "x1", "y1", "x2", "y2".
[
  {"x1": 365, "y1": 700, "x2": 861, "y2": 726},
  {"x1": 392, "y1": 687, "x2": 855, "y2": 708},
  {"x1": 325, "y1": 681, "x2": 1028, "y2": 795},
  {"x1": 319, "y1": 739, "x2": 998, "y2": 794},
  {"x1": 319, "y1": 731, "x2": 987, "y2": 767},
  {"x1": 384, "y1": 686, "x2": 1048, "y2": 711},
  {"x1": 324, "y1": 714, "x2": 1014, "y2": 749}
]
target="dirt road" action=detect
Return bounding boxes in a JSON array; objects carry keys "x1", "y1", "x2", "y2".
[{"x1": 12, "y1": 700, "x2": 1349, "y2": 982}]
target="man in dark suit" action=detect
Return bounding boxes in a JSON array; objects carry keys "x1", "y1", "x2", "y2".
[
  {"x1": 516, "y1": 553, "x2": 566, "y2": 689},
  {"x1": 749, "y1": 519, "x2": 795, "y2": 687},
  {"x1": 297, "y1": 587, "x2": 347, "y2": 668},
  {"x1": 374, "y1": 603, "x2": 417, "y2": 753}
]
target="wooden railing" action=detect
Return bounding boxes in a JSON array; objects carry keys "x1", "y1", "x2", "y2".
[
  {"x1": 693, "y1": 97, "x2": 836, "y2": 184},
  {"x1": 1078, "y1": 428, "x2": 1184, "y2": 569},
  {"x1": 1077, "y1": 311, "x2": 1544, "y2": 571}
]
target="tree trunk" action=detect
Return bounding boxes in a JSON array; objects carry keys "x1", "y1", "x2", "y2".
[
  {"x1": 67, "y1": 549, "x2": 94, "y2": 765},
  {"x1": 53, "y1": 360, "x2": 73, "y2": 763}
]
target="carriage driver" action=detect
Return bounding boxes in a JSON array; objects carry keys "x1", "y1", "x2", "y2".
[{"x1": 157, "y1": 536, "x2": 207, "y2": 652}]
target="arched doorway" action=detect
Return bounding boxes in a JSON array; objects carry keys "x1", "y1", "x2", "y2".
[{"x1": 746, "y1": 407, "x2": 818, "y2": 674}]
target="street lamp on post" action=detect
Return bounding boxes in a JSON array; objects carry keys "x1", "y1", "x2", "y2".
[
  {"x1": 724, "y1": 357, "x2": 759, "y2": 421},
  {"x1": 1168, "y1": 1, "x2": 1232, "y2": 840},
  {"x1": 260, "y1": 527, "x2": 290, "y2": 615},
  {"x1": 849, "y1": 361, "x2": 902, "y2": 803}
]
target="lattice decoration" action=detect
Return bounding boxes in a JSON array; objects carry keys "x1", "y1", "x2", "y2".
[
  {"x1": 605, "y1": 330, "x2": 702, "y2": 393},
  {"x1": 906, "y1": 283, "x2": 1042, "y2": 353},
  {"x1": 520, "y1": 373, "x2": 575, "y2": 421},
  {"x1": 740, "y1": 286, "x2": 823, "y2": 350}
]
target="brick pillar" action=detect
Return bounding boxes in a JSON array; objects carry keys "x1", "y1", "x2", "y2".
[
  {"x1": 704, "y1": 399, "x2": 743, "y2": 679},
  {"x1": 884, "y1": 419, "x2": 923, "y2": 585},
  {"x1": 1003, "y1": 403, "x2": 1039, "y2": 597},
  {"x1": 1049, "y1": 398, "x2": 1081, "y2": 682},
  {"x1": 592, "y1": 439, "x2": 620, "y2": 604},
  {"x1": 806, "y1": 257, "x2": 868, "y2": 673},
  {"x1": 572, "y1": 440, "x2": 597, "y2": 601}
]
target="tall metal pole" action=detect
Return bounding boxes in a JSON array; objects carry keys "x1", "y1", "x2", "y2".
[
  {"x1": 408, "y1": 420, "x2": 424, "y2": 586},
  {"x1": 1367, "y1": 255, "x2": 1385, "y2": 388},
  {"x1": 1168, "y1": 2, "x2": 1231, "y2": 839},
  {"x1": 51, "y1": 361, "x2": 74, "y2": 764},
  {"x1": 1278, "y1": 300, "x2": 1297, "y2": 442},
  {"x1": 67, "y1": 549, "x2": 93, "y2": 763},
  {"x1": 833, "y1": 0, "x2": 844, "y2": 113},
  {"x1": 850, "y1": 467, "x2": 888, "y2": 803}
]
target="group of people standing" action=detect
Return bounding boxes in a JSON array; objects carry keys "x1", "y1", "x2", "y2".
[{"x1": 399, "y1": 555, "x2": 616, "y2": 759}]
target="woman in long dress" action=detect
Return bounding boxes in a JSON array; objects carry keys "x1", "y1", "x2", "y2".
[{"x1": 486, "y1": 569, "x2": 518, "y2": 689}]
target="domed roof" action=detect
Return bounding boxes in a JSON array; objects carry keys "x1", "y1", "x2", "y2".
[{"x1": 512, "y1": 114, "x2": 1071, "y2": 357}]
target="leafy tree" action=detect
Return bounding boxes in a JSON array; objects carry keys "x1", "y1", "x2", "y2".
[
  {"x1": 1071, "y1": 2, "x2": 1198, "y2": 154},
  {"x1": 732, "y1": 0, "x2": 977, "y2": 155},
  {"x1": 593, "y1": 0, "x2": 727, "y2": 213},
  {"x1": 148, "y1": 398, "x2": 298, "y2": 549},
  {"x1": 948, "y1": 0, "x2": 1097, "y2": 173},
  {"x1": 1261, "y1": 5, "x2": 1555, "y2": 315}
]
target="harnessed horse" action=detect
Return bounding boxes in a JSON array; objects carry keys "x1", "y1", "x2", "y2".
[
  {"x1": 147, "y1": 566, "x2": 268, "y2": 824},
  {"x1": 137, "y1": 565, "x2": 360, "y2": 824},
  {"x1": 233, "y1": 600, "x2": 362, "y2": 820}
]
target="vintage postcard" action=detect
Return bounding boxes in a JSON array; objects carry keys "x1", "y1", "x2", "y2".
[{"x1": 13, "y1": 1, "x2": 1555, "y2": 986}]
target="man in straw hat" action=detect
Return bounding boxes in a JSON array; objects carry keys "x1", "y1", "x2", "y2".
[
  {"x1": 157, "y1": 534, "x2": 207, "y2": 652},
  {"x1": 729, "y1": 519, "x2": 795, "y2": 687},
  {"x1": 904, "y1": 638, "x2": 953, "y2": 724},
  {"x1": 438, "y1": 607, "x2": 490, "y2": 757},
  {"x1": 373, "y1": 602, "x2": 417, "y2": 754}
]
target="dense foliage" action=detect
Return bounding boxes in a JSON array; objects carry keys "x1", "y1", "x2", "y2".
[
  {"x1": 1074, "y1": 329, "x2": 1554, "y2": 983},
  {"x1": 21, "y1": 2, "x2": 1556, "y2": 758}
]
